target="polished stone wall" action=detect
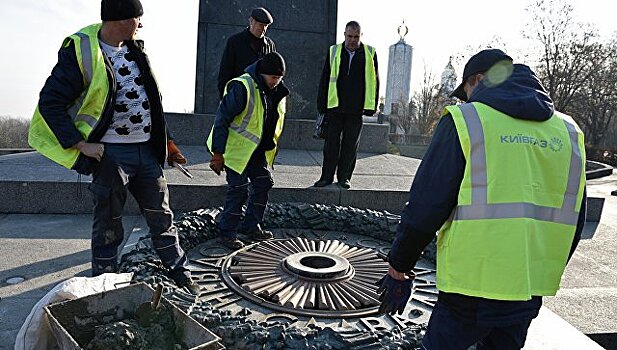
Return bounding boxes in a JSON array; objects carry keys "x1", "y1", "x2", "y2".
[
  {"x1": 165, "y1": 112, "x2": 389, "y2": 153},
  {"x1": 194, "y1": 0, "x2": 338, "y2": 119}
]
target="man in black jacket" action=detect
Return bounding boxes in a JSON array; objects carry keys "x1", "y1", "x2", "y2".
[
  {"x1": 314, "y1": 21, "x2": 379, "y2": 189},
  {"x1": 29, "y1": 0, "x2": 198, "y2": 294},
  {"x1": 217, "y1": 7, "x2": 277, "y2": 99}
]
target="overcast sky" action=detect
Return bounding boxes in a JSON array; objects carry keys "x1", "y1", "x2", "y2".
[{"x1": 0, "y1": 0, "x2": 614, "y2": 119}]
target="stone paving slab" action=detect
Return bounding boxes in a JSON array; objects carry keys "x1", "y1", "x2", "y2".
[
  {"x1": 0, "y1": 211, "x2": 611, "y2": 349},
  {"x1": 0, "y1": 149, "x2": 614, "y2": 348}
]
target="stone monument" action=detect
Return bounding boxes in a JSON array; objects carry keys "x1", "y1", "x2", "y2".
[
  {"x1": 194, "y1": 0, "x2": 337, "y2": 119},
  {"x1": 384, "y1": 21, "x2": 413, "y2": 115}
]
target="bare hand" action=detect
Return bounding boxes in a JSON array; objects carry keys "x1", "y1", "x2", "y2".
[
  {"x1": 75, "y1": 141, "x2": 104, "y2": 162},
  {"x1": 387, "y1": 266, "x2": 410, "y2": 281}
]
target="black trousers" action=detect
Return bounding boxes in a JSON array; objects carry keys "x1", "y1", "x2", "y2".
[
  {"x1": 320, "y1": 112, "x2": 363, "y2": 182},
  {"x1": 218, "y1": 152, "x2": 274, "y2": 238}
]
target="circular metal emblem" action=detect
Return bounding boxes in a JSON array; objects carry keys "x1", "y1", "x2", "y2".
[
  {"x1": 124, "y1": 204, "x2": 438, "y2": 349},
  {"x1": 221, "y1": 238, "x2": 388, "y2": 317}
]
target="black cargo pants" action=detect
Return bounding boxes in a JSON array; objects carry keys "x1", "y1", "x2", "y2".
[{"x1": 88, "y1": 142, "x2": 189, "y2": 281}]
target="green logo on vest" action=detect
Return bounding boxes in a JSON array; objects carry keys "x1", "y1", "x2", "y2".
[
  {"x1": 548, "y1": 137, "x2": 564, "y2": 152},
  {"x1": 499, "y1": 134, "x2": 563, "y2": 152},
  {"x1": 500, "y1": 134, "x2": 547, "y2": 149}
]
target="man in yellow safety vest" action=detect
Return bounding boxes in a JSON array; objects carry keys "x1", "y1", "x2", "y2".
[
  {"x1": 28, "y1": 0, "x2": 198, "y2": 294},
  {"x1": 314, "y1": 20, "x2": 379, "y2": 189},
  {"x1": 378, "y1": 49, "x2": 586, "y2": 349},
  {"x1": 207, "y1": 52, "x2": 289, "y2": 250}
]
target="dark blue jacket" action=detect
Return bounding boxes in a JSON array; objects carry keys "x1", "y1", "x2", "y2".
[
  {"x1": 389, "y1": 64, "x2": 587, "y2": 326},
  {"x1": 210, "y1": 61, "x2": 289, "y2": 156},
  {"x1": 37, "y1": 38, "x2": 168, "y2": 175}
]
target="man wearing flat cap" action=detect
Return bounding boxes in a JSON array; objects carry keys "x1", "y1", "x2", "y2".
[
  {"x1": 377, "y1": 48, "x2": 587, "y2": 349},
  {"x1": 217, "y1": 7, "x2": 277, "y2": 99},
  {"x1": 29, "y1": 0, "x2": 198, "y2": 294},
  {"x1": 207, "y1": 52, "x2": 289, "y2": 250}
]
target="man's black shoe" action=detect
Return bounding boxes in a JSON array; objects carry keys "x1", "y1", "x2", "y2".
[
  {"x1": 241, "y1": 228, "x2": 273, "y2": 241},
  {"x1": 218, "y1": 236, "x2": 245, "y2": 249},
  {"x1": 338, "y1": 179, "x2": 351, "y2": 189},
  {"x1": 313, "y1": 179, "x2": 333, "y2": 187}
]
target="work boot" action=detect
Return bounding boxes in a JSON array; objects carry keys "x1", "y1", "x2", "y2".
[
  {"x1": 313, "y1": 178, "x2": 333, "y2": 187},
  {"x1": 174, "y1": 275, "x2": 201, "y2": 295},
  {"x1": 241, "y1": 227, "x2": 273, "y2": 241},
  {"x1": 218, "y1": 236, "x2": 245, "y2": 250}
]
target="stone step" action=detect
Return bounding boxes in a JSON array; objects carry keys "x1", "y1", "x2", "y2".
[{"x1": 0, "y1": 147, "x2": 416, "y2": 215}]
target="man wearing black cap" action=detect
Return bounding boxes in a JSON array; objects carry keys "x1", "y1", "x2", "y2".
[
  {"x1": 378, "y1": 49, "x2": 587, "y2": 349},
  {"x1": 217, "y1": 7, "x2": 277, "y2": 99},
  {"x1": 314, "y1": 21, "x2": 379, "y2": 189},
  {"x1": 207, "y1": 52, "x2": 289, "y2": 250},
  {"x1": 29, "y1": 0, "x2": 198, "y2": 293}
]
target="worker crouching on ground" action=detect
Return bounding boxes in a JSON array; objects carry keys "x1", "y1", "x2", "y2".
[{"x1": 207, "y1": 52, "x2": 289, "y2": 250}]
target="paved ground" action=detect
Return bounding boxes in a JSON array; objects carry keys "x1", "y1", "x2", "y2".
[{"x1": 0, "y1": 149, "x2": 615, "y2": 349}]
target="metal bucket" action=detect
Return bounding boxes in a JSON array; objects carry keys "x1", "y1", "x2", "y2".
[{"x1": 44, "y1": 282, "x2": 223, "y2": 349}]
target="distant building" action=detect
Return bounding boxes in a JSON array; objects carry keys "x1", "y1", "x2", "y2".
[
  {"x1": 440, "y1": 57, "x2": 457, "y2": 96},
  {"x1": 384, "y1": 21, "x2": 413, "y2": 116}
]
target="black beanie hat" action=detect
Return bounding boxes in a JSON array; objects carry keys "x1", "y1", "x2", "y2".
[
  {"x1": 260, "y1": 52, "x2": 286, "y2": 76},
  {"x1": 101, "y1": 0, "x2": 144, "y2": 21}
]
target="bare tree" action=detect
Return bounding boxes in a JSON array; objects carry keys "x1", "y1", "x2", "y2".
[
  {"x1": 525, "y1": 0, "x2": 607, "y2": 111},
  {"x1": 411, "y1": 68, "x2": 447, "y2": 136},
  {"x1": 526, "y1": 0, "x2": 617, "y2": 146},
  {"x1": 0, "y1": 116, "x2": 30, "y2": 148},
  {"x1": 392, "y1": 97, "x2": 414, "y2": 135},
  {"x1": 568, "y1": 40, "x2": 617, "y2": 146}
]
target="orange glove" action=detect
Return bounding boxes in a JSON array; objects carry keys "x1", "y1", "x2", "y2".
[
  {"x1": 167, "y1": 140, "x2": 187, "y2": 166},
  {"x1": 209, "y1": 152, "x2": 224, "y2": 175}
]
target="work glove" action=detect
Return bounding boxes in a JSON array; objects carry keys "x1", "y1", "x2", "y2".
[
  {"x1": 209, "y1": 152, "x2": 224, "y2": 175},
  {"x1": 167, "y1": 140, "x2": 187, "y2": 166},
  {"x1": 377, "y1": 273, "x2": 414, "y2": 315}
]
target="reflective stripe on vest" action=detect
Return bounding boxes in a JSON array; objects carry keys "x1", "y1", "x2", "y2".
[
  {"x1": 453, "y1": 103, "x2": 582, "y2": 225},
  {"x1": 66, "y1": 32, "x2": 99, "y2": 129},
  {"x1": 28, "y1": 23, "x2": 108, "y2": 169},
  {"x1": 228, "y1": 75, "x2": 261, "y2": 145},
  {"x1": 326, "y1": 44, "x2": 377, "y2": 110}
]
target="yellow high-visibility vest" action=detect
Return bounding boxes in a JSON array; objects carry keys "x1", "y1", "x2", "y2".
[
  {"x1": 207, "y1": 73, "x2": 286, "y2": 174},
  {"x1": 437, "y1": 102, "x2": 585, "y2": 300},
  {"x1": 29, "y1": 23, "x2": 109, "y2": 169},
  {"x1": 326, "y1": 43, "x2": 377, "y2": 110}
]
